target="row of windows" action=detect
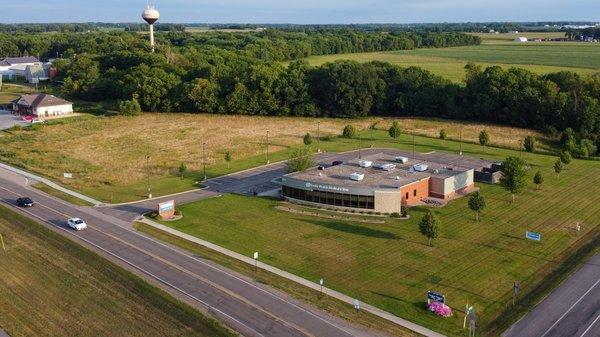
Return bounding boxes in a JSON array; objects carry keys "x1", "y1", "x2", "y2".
[{"x1": 282, "y1": 186, "x2": 375, "y2": 209}]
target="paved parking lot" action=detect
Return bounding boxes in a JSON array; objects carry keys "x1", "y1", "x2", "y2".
[{"x1": 0, "y1": 110, "x2": 27, "y2": 130}]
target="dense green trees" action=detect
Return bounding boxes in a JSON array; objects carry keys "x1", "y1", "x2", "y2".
[{"x1": 499, "y1": 156, "x2": 528, "y2": 203}]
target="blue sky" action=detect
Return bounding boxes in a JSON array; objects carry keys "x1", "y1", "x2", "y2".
[{"x1": 3, "y1": 0, "x2": 599, "y2": 23}]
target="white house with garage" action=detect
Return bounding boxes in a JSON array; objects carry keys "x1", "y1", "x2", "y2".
[
  {"x1": 12, "y1": 93, "x2": 73, "y2": 118},
  {"x1": 0, "y1": 56, "x2": 41, "y2": 80}
]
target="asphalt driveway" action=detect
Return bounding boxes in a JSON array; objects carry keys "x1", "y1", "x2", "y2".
[{"x1": 0, "y1": 110, "x2": 27, "y2": 130}]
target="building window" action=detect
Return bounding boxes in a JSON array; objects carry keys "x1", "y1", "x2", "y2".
[
  {"x1": 413, "y1": 189, "x2": 417, "y2": 197},
  {"x1": 405, "y1": 192, "x2": 409, "y2": 200},
  {"x1": 282, "y1": 186, "x2": 374, "y2": 209}
]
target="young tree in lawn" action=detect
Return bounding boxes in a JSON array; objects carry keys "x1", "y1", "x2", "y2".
[
  {"x1": 560, "y1": 151, "x2": 572, "y2": 165},
  {"x1": 342, "y1": 125, "x2": 357, "y2": 138},
  {"x1": 554, "y1": 158, "x2": 563, "y2": 179},
  {"x1": 523, "y1": 135, "x2": 536, "y2": 153},
  {"x1": 303, "y1": 132, "x2": 313, "y2": 146},
  {"x1": 479, "y1": 129, "x2": 490, "y2": 153},
  {"x1": 533, "y1": 170, "x2": 544, "y2": 189},
  {"x1": 178, "y1": 162, "x2": 187, "y2": 179},
  {"x1": 285, "y1": 147, "x2": 316, "y2": 173},
  {"x1": 224, "y1": 151, "x2": 232, "y2": 170},
  {"x1": 388, "y1": 121, "x2": 402, "y2": 141},
  {"x1": 499, "y1": 156, "x2": 528, "y2": 203},
  {"x1": 468, "y1": 192, "x2": 486, "y2": 221},
  {"x1": 439, "y1": 129, "x2": 447, "y2": 140},
  {"x1": 419, "y1": 210, "x2": 441, "y2": 247}
]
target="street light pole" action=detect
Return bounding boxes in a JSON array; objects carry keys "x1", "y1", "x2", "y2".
[
  {"x1": 146, "y1": 155, "x2": 152, "y2": 199},
  {"x1": 202, "y1": 142, "x2": 207, "y2": 181},
  {"x1": 266, "y1": 130, "x2": 270, "y2": 164},
  {"x1": 359, "y1": 134, "x2": 362, "y2": 159},
  {"x1": 412, "y1": 134, "x2": 416, "y2": 160},
  {"x1": 459, "y1": 127, "x2": 463, "y2": 155}
]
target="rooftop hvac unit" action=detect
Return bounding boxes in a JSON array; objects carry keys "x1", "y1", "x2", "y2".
[
  {"x1": 350, "y1": 172, "x2": 365, "y2": 181},
  {"x1": 359, "y1": 160, "x2": 373, "y2": 168},
  {"x1": 380, "y1": 163, "x2": 396, "y2": 171},
  {"x1": 395, "y1": 156, "x2": 408, "y2": 164},
  {"x1": 413, "y1": 164, "x2": 428, "y2": 172}
]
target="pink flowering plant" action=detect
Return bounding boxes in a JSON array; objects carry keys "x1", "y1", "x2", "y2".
[{"x1": 428, "y1": 301, "x2": 453, "y2": 317}]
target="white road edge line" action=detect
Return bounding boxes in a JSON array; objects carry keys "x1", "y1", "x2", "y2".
[
  {"x1": 579, "y1": 313, "x2": 600, "y2": 337},
  {"x1": 0, "y1": 195, "x2": 266, "y2": 337},
  {"x1": 540, "y1": 278, "x2": 600, "y2": 337}
]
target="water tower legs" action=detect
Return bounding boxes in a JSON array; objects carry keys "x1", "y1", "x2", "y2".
[{"x1": 149, "y1": 24, "x2": 155, "y2": 52}]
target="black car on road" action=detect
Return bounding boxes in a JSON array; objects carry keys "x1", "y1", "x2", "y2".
[{"x1": 16, "y1": 197, "x2": 35, "y2": 207}]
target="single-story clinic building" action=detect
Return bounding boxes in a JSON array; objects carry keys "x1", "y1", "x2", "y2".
[{"x1": 279, "y1": 150, "x2": 500, "y2": 214}]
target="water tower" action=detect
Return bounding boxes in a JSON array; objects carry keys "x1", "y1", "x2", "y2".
[{"x1": 142, "y1": 5, "x2": 160, "y2": 52}]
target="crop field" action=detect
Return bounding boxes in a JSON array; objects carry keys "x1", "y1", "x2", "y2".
[
  {"x1": 155, "y1": 132, "x2": 600, "y2": 336},
  {"x1": 0, "y1": 114, "x2": 553, "y2": 203},
  {"x1": 469, "y1": 32, "x2": 568, "y2": 43},
  {"x1": 302, "y1": 42, "x2": 600, "y2": 83},
  {"x1": 0, "y1": 206, "x2": 234, "y2": 337}
]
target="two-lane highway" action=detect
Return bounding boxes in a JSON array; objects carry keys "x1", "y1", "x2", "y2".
[{"x1": 0, "y1": 170, "x2": 385, "y2": 337}]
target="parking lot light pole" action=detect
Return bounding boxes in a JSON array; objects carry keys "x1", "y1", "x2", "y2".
[
  {"x1": 146, "y1": 155, "x2": 152, "y2": 199},
  {"x1": 317, "y1": 121, "x2": 321, "y2": 153},
  {"x1": 202, "y1": 142, "x2": 207, "y2": 181},
  {"x1": 266, "y1": 130, "x2": 270, "y2": 164},
  {"x1": 459, "y1": 127, "x2": 463, "y2": 155}
]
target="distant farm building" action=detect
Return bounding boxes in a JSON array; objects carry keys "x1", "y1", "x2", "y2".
[
  {"x1": 12, "y1": 94, "x2": 73, "y2": 118},
  {"x1": 514, "y1": 37, "x2": 528, "y2": 42}
]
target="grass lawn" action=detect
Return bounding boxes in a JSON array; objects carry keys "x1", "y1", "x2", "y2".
[
  {"x1": 154, "y1": 134, "x2": 600, "y2": 336},
  {"x1": 0, "y1": 113, "x2": 556, "y2": 203},
  {"x1": 32, "y1": 182, "x2": 94, "y2": 206},
  {"x1": 302, "y1": 42, "x2": 600, "y2": 83},
  {"x1": 0, "y1": 205, "x2": 235, "y2": 337}
]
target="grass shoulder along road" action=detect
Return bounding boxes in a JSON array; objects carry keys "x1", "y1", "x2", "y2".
[
  {"x1": 133, "y1": 221, "x2": 419, "y2": 337},
  {"x1": 31, "y1": 182, "x2": 94, "y2": 206},
  {"x1": 148, "y1": 138, "x2": 600, "y2": 336},
  {"x1": 0, "y1": 205, "x2": 236, "y2": 337}
]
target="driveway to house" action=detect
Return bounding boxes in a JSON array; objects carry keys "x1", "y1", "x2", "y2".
[{"x1": 0, "y1": 110, "x2": 27, "y2": 130}]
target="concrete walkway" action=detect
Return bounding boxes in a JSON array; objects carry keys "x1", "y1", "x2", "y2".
[
  {"x1": 0, "y1": 162, "x2": 102, "y2": 206},
  {"x1": 139, "y1": 217, "x2": 445, "y2": 337}
]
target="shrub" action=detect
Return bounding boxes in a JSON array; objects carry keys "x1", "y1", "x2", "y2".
[
  {"x1": 8, "y1": 124, "x2": 22, "y2": 131},
  {"x1": 401, "y1": 205, "x2": 409, "y2": 217},
  {"x1": 560, "y1": 151, "x2": 572, "y2": 165},
  {"x1": 388, "y1": 121, "x2": 402, "y2": 139},
  {"x1": 118, "y1": 98, "x2": 142, "y2": 116},
  {"x1": 285, "y1": 147, "x2": 316, "y2": 173},
  {"x1": 342, "y1": 125, "x2": 357, "y2": 138},
  {"x1": 428, "y1": 302, "x2": 453, "y2": 317},
  {"x1": 390, "y1": 212, "x2": 401, "y2": 218}
]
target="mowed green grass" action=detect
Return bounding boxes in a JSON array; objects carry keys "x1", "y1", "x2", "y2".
[
  {"x1": 302, "y1": 43, "x2": 600, "y2": 83},
  {"x1": 0, "y1": 206, "x2": 235, "y2": 337},
  {"x1": 157, "y1": 130, "x2": 600, "y2": 336}
]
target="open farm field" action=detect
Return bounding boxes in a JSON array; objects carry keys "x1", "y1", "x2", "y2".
[
  {"x1": 0, "y1": 205, "x2": 234, "y2": 337},
  {"x1": 155, "y1": 132, "x2": 600, "y2": 336},
  {"x1": 302, "y1": 43, "x2": 599, "y2": 83},
  {"x1": 0, "y1": 114, "x2": 554, "y2": 203}
]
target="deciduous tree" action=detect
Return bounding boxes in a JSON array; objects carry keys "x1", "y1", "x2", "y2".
[
  {"x1": 499, "y1": 156, "x2": 528, "y2": 203},
  {"x1": 419, "y1": 210, "x2": 440, "y2": 246}
]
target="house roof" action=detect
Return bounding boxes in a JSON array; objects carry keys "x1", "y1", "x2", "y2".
[
  {"x1": 15, "y1": 94, "x2": 72, "y2": 108},
  {"x1": 0, "y1": 56, "x2": 40, "y2": 67}
]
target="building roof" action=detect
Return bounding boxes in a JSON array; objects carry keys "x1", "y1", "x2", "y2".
[
  {"x1": 15, "y1": 94, "x2": 72, "y2": 108},
  {"x1": 286, "y1": 150, "x2": 494, "y2": 191},
  {"x1": 0, "y1": 56, "x2": 40, "y2": 67}
]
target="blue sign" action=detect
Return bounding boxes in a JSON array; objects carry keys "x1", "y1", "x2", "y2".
[
  {"x1": 427, "y1": 291, "x2": 446, "y2": 304},
  {"x1": 526, "y1": 231, "x2": 541, "y2": 241}
]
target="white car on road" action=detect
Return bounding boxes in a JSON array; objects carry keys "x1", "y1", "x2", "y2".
[{"x1": 67, "y1": 218, "x2": 87, "y2": 231}]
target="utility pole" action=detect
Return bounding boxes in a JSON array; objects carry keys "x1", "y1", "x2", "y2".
[
  {"x1": 202, "y1": 142, "x2": 207, "y2": 181},
  {"x1": 266, "y1": 130, "x2": 270, "y2": 164},
  {"x1": 317, "y1": 121, "x2": 321, "y2": 153},
  {"x1": 146, "y1": 155, "x2": 152, "y2": 199}
]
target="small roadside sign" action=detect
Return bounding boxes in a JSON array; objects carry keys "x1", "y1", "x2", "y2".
[
  {"x1": 427, "y1": 291, "x2": 446, "y2": 304},
  {"x1": 353, "y1": 299, "x2": 361, "y2": 312},
  {"x1": 525, "y1": 231, "x2": 541, "y2": 241},
  {"x1": 253, "y1": 252, "x2": 259, "y2": 260},
  {"x1": 63, "y1": 173, "x2": 73, "y2": 179},
  {"x1": 513, "y1": 282, "x2": 520, "y2": 295}
]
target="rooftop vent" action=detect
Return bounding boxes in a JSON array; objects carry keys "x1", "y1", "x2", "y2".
[
  {"x1": 359, "y1": 160, "x2": 373, "y2": 168},
  {"x1": 350, "y1": 172, "x2": 365, "y2": 181},
  {"x1": 395, "y1": 156, "x2": 408, "y2": 164},
  {"x1": 413, "y1": 164, "x2": 428, "y2": 172}
]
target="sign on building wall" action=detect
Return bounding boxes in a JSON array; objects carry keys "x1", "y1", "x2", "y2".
[{"x1": 157, "y1": 200, "x2": 176, "y2": 218}]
